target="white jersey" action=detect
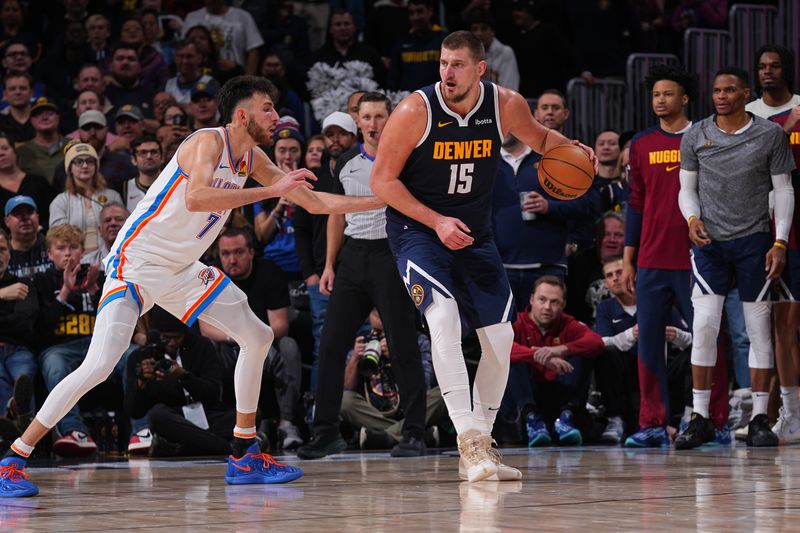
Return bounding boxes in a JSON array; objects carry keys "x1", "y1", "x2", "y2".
[{"x1": 104, "y1": 127, "x2": 254, "y2": 281}]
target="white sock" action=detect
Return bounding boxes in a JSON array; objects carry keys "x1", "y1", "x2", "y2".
[
  {"x1": 10, "y1": 438, "x2": 33, "y2": 458},
  {"x1": 692, "y1": 389, "x2": 711, "y2": 418},
  {"x1": 780, "y1": 386, "x2": 799, "y2": 417},
  {"x1": 752, "y1": 392, "x2": 770, "y2": 417},
  {"x1": 233, "y1": 426, "x2": 257, "y2": 439}
]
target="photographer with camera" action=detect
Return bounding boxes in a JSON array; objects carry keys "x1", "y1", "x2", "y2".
[
  {"x1": 124, "y1": 306, "x2": 236, "y2": 457},
  {"x1": 342, "y1": 309, "x2": 446, "y2": 450}
]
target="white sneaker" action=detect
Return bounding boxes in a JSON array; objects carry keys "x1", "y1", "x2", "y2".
[
  {"x1": 457, "y1": 433, "x2": 521, "y2": 481},
  {"x1": 601, "y1": 416, "x2": 624, "y2": 444},
  {"x1": 773, "y1": 407, "x2": 800, "y2": 443},
  {"x1": 457, "y1": 429, "x2": 498, "y2": 483},
  {"x1": 128, "y1": 428, "x2": 152, "y2": 454}
]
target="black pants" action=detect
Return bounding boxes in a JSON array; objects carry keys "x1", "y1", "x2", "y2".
[
  {"x1": 148, "y1": 403, "x2": 237, "y2": 455},
  {"x1": 595, "y1": 347, "x2": 640, "y2": 424},
  {"x1": 313, "y1": 238, "x2": 427, "y2": 439}
]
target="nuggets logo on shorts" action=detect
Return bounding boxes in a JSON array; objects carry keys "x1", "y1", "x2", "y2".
[
  {"x1": 198, "y1": 267, "x2": 216, "y2": 287},
  {"x1": 410, "y1": 284, "x2": 425, "y2": 307}
]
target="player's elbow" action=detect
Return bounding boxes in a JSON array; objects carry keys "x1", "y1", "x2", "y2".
[{"x1": 184, "y1": 192, "x2": 204, "y2": 212}]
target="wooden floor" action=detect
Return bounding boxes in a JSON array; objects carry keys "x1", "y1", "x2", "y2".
[{"x1": 6, "y1": 443, "x2": 800, "y2": 532}]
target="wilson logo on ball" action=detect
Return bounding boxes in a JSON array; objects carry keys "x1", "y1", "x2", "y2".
[{"x1": 537, "y1": 144, "x2": 594, "y2": 201}]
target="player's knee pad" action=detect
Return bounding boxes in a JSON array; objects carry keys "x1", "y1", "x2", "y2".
[
  {"x1": 424, "y1": 290, "x2": 462, "y2": 356},
  {"x1": 690, "y1": 291, "x2": 724, "y2": 367},
  {"x1": 476, "y1": 322, "x2": 513, "y2": 370},
  {"x1": 743, "y1": 301, "x2": 774, "y2": 369},
  {"x1": 237, "y1": 319, "x2": 274, "y2": 360}
]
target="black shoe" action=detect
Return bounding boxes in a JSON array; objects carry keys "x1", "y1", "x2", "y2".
[
  {"x1": 9, "y1": 375, "x2": 33, "y2": 434},
  {"x1": 390, "y1": 435, "x2": 426, "y2": 457},
  {"x1": 674, "y1": 413, "x2": 714, "y2": 450},
  {"x1": 296, "y1": 432, "x2": 347, "y2": 460},
  {"x1": 746, "y1": 414, "x2": 779, "y2": 447},
  {"x1": 148, "y1": 433, "x2": 184, "y2": 457},
  {"x1": 359, "y1": 427, "x2": 396, "y2": 450}
]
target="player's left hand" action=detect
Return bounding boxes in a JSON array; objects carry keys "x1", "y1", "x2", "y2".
[
  {"x1": 532, "y1": 346, "x2": 559, "y2": 365},
  {"x1": 765, "y1": 244, "x2": 787, "y2": 280},
  {"x1": 434, "y1": 216, "x2": 474, "y2": 250},
  {"x1": 571, "y1": 139, "x2": 599, "y2": 174}
]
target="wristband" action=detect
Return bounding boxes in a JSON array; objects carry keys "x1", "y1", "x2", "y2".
[
  {"x1": 687, "y1": 215, "x2": 697, "y2": 226},
  {"x1": 774, "y1": 241, "x2": 788, "y2": 251}
]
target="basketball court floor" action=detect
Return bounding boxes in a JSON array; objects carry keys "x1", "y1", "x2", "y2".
[{"x1": 5, "y1": 443, "x2": 800, "y2": 532}]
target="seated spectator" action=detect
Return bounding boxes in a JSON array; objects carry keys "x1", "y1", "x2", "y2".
[
  {"x1": 469, "y1": 9, "x2": 519, "y2": 91},
  {"x1": 202, "y1": 228, "x2": 305, "y2": 450},
  {"x1": 183, "y1": 1, "x2": 265, "y2": 76},
  {"x1": 82, "y1": 201, "x2": 128, "y2": 265},
  {"x1": 152, "y1": 91, "x2": 177, "y2": 125},
  {"x1": 34, "y1": 224, "x2": 104, "y2": 457},
  {"x1": 592, "y1": 129, "x2": 627, "y2": 214},
  {"x1": 304, "y1": 134, "x2": 325, "y2": 169},
  {"x1": 184, "y1": 24, "x2": 243, "y2": 85},
  {"x1": 0, "y1": 227, "x2": 37, "y2": 431},
  {"x1": 103, "y1": 44, "x2": 156, "y2": 121},
  {"x1": 0, "y1": 41, "x2": 45, "y2": 111},
  {"x1": 74, "y1": 64, "x2": 115, "y2": 117},
  {"x1": 342, "y1": 308, "x2": 446, "y2": 450},
  {"x1": 49, "y1": 143, "x2": 123, "y2": 257},
  {"x1": 565, "y1": 212, "x2": 625, "y2": 325},
  {"x1": 64, "y1": 90, "x2": 120, "y2": 148},
  {"x1": 15, "y1": 97, "x2": 67, "y2": 185},
  {"x1": 122, "y1": 135, "x2": 162, "y2": 213},
  {"x1": 0, "y1": 70, "x2": 34, "y2": 142},
  {"x1": 156, "y1": 105, "x2": 192, "y2": 162},
  {"x1": 164, "y1": 39, "x2": 214, "y2": 106},
  {"x1": 118, "y1": 18, "x2": 169, "y2": 94},
  {"x1": 594, "y1": 256, "x2": 692, "y2": 444},
  {"x1": 0, "y1": 133, "x2": 53, "y2": 228},
  {"x1": 113, "y1": 105, "x2": 146, "y2": 152},
  {"x1": 387, "y1": 0, "x2": 446, "y2": 91},
  {"x1": 141, "y1": 8, "x2": 177, "y2": 67},
  {"x1": 0, "y1": 4, "x2": 41, "y2": 65},
  {"x1": 84, "y1": 14, "x2": 112, "y2": 68},
  {"x1": 189, "y1": 79, "x2": 221, "y2": 129},
  {"x1": 53, "y1": 110, "x2": 138, "y2": 194},
  {"x1": 260, "y1": 51, "x2": 306, "y2": 130},
  {"x1": 505, "y1": 276, "x2": 604, "y2": 447},
  {"x1": 3, "y1": 195, "x2": 51, "y2": 280},
  {"x1": 124, "y1": 307, "x2": 236, "y2": 457},
  {"x1": 254, "y1": 117, "x2": 303, "y2": 279}
]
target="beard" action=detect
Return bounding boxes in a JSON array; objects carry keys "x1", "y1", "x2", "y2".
[
  {"x1": 444, "y1": 86, "x2": 469, "y2": 105},
  {"x1": 246, "y1": 119, "x2": 272, "y2": 145}
]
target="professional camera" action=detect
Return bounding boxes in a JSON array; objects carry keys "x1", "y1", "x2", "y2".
[
  {"x1": 357, "y1": 332, "x2": 384, "y2": 379},
  {"x1": 135, "y1": 330, "x2": 170, "y2": 379}
]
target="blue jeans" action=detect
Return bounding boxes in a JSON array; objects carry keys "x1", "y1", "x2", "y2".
[
  {"x1": 505, "y1": 266, "x2": 567, "y2": 312},
  {"x1": 0, "y1": 344, "x2": 37, "y2": 412},
  {"x1": 39, "y1": 338, "x2": 127, "y2": 436},
  {"x1": 724, "y1": 287, "x2": 751, "y2": 389},
  {"x1": 307, "y1": 282, "x2": 329, "y2": 394}
]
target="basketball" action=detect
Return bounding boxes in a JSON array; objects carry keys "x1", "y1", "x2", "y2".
[{"x1": 538, "y1": 144, "x2": 595, "y2": 200}]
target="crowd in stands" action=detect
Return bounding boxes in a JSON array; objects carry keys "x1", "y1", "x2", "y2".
[{"x1": 0, "y1": 0, "x2": 796, "y2": 460}]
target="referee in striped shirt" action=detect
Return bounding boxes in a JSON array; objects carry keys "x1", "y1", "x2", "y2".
[{"x1": 297, "y1": 92, "x2": 428, "y2": 459}]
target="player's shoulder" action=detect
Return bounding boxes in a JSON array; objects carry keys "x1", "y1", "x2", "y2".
[{"x1": 631, "y1": 125, "x2": 660, "y2": 145}]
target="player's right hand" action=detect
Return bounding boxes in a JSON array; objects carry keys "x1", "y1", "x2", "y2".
[
  {"x1": 434, "y1": 216, "x2": 474, "y2": 250},
  {"x1": 0, "y1": 282, "x2": 28, "y2": 301},
  {"x1": 545, "y1": 357, "x2": 574, "y2": 376},
  {"x1": 319, "y1": 267, "x2": 335, "y2": 296},
  {"x1": 621, "y1": 260, "x2": 636, "y2": 295},
  {"x1": 688, "y1": 219, "x2": 711, "y2": 247},
  {"x1": 270, "y1": 168, "x2": 316, "y2": 198}
]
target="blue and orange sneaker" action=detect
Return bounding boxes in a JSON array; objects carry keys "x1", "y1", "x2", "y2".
[
  {"x1": 225, "y1": 443, "x2": 304, "y2": 485},
  {"x1": 0, "y1": 456, "x2": 38, "y2": 497}
]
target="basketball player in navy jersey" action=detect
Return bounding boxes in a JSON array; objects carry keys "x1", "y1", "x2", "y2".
[{"x1": 371, "y1": 31, "x2": 597, "y2": 482}]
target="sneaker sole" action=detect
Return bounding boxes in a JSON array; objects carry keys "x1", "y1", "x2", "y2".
[
  {"x1": 624, "y1": 439, "x2": 669, "y2": 448},
  {"x1": 558, "y1": 430, "x2": 582, "y2": 446},
  {"x1": 225, "y1": 469, "x2": 304, "y2": 485},
  {"x1": 0, "y1": 485, "x2": 38, "y2": 498},
  {"x1": 527, "y1": 434, "x2": 552, "y2": 447},
  {"x1": 296, "y1": 439, "x2": 347, "y2": 460}
]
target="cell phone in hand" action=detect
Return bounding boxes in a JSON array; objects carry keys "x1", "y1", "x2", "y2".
[{"x1": 75, "y1": 263, "x2": 90, "y2": 288}]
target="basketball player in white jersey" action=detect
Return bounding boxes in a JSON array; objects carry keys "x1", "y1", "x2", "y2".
[{"x1": 0, "y1": 76, "x2": 384, "y2": 497}]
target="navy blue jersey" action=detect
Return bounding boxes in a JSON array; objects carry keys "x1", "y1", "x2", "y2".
[{"x1": 387, "y1": 80, "x2": 504, "y2": 240}]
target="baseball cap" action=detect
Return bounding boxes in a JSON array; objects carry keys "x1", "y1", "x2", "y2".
[
  {"x1": 115, "y1": 104, "x2": 144, "y2": 122},
  {"x1": 272, "y1": 115, "x2": 305, "y2": 144},
  {"x1": 191, "y1": 79, "x2": 220, "y2": 101},
  {"x1": 78, "y1": 109, "x2": 107, "y2": 129},
  {"x1": 64, "y1": 142, "x2": 99, "y2": 172},
  {"x1": 321, "y1": 111, "x2": 356, "y2": 135},
  {"x1": 4, "y1": 195, "x2": 37, "y2": 217},
  {"x1": 30, "y1": 97, "x2": 58, "y2": 115}
]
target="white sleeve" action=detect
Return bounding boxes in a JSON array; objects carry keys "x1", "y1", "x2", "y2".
[
  {"x1": 670, "y1": 329, "x2": 692, "y2": 351},
  {"x1": 772, "y1": 172, "x2": 795, "y2": 242},
  {"x1": 602, "y1": 327, "x2": 636, "y2": 352},
  {"x1": 678, "y1": 168, "x2": 701, "y2": 221}
]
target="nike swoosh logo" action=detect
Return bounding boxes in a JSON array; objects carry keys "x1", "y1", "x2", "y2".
[
  {"x1": 442, "y1": 390, "x2": 451, "y2": 396},
  {"x1": 612, "y1": 318, "x2": 623, "y2": 323},
  {"x1": 232, "y1": 464, "x2": 251, "y2": 472},
  {"x1": 488, "y1": 407, "x2": 499, "y2": 411},
  {"x1": 220, "y1": 165, "x2": 230, "y2": 169},
  {"x1": 438, "y1": 121, "x2": 453, "y2": 127},
  {"x1": 666, "y1": 165, "x2": 679, "y2": 172}
]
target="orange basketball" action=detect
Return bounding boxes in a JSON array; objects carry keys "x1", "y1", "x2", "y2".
[{"x1": 538, "y1": 144, "x2": 595, "y2": 200}]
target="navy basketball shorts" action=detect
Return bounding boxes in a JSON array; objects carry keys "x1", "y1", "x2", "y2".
[
  {"x1": 387, "y1": 227, "x2": 515, "y2": 332},
  {"x1": 689, "y1": 232, "x2": 772, "y2": 302},
  {"x1": 774, "y1": 248, "x2": 800, "y2": 302}
]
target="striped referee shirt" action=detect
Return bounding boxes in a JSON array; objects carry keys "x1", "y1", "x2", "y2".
[{"x1": 333, "y1": 144, "x2": 387, "y2": 240}]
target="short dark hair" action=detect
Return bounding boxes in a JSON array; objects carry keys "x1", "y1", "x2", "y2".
[
  {"x1": 754, "y1": 44, "x2": 795, "y2": 94},
  {"x1": 714, "y1": 66, "x2": 750, "y2": 88},
  {"x1": 602, "y1": 254, "x2": 624, "y2": 267},
  {"x1": 409, "y1": 0, "x2": 436, "y2": 8},
  {"x1": 537, "y1": 88, "x2": 567, "y2": 107},
  {"x1": 3, "y1": 70, "x2": 32, "y2": 87},
  {"x1": 357, "y1": 91, "x2": 392, "y2": 113},
  {"x1": 110, "y1": 42, "x2": 140, "y2": 60},
  {"x1": 442, "y1": 30, "x2": 485, "y2": 62},
  {"x1": 131, "y1": 134, "x2": 161, "y2": 155},
  {"x1": 218, "y1": 75, "x2": 278, "y2": 124},
  {"x1": 219, "y1": 226, "x2": 255, "y2": 250},
  {"x1": 533, "y1": 275, "x2": 566, "y2": 297},
  {"x1": 175, "y1": 39, "x2": 198, "y2": 53},
  {"x1": 644, "y1": 64, "x2": 697, "y2": 103}
]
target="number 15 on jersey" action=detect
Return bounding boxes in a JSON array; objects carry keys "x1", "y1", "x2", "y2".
[{"x1": 448, "y1": 163, "x2": 473, "y2": 194}]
